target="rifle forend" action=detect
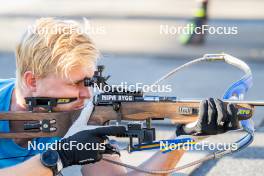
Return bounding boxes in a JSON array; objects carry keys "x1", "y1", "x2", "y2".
[{"x1": 90, "y1": 98, "x2": 255, "y2": 125}]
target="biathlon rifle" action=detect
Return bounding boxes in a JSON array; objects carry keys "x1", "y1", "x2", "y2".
[{"x1": 0, "y1": 53, "x2": 259, "y2": 174}]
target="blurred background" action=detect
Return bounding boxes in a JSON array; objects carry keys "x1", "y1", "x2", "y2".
[{"x1": 0, "y1": 0, "x2": 264, "y2": 175}]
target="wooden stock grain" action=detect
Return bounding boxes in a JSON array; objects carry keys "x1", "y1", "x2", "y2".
[
  {"x1": 0, "y1": 101, "x2": 254, "y2": 138},
  {"x1": 0, "y1": 110, "x2": 81, "y2": 138},
  {"x1": 91, "y1": 102, "x2": 199, "y2": 124},
  {"x1": 91, "y1": 102, "x2": 254, "y2": 124}
]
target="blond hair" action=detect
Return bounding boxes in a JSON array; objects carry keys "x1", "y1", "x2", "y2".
[{"x1": 15, "y1": 17, "x2": 99, "y2": 90}]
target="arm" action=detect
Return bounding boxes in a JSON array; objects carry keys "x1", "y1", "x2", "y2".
[
  {"x1": 130, "y1": 98, "x2": 239, "y2": 176},
  {"x1": 0, "y1": 126, "x2": 126, "y2": 176},
  {"x1": 81, "y1": 148, "x2": 185, "y2": 176},
  {"x1": 81, "y1": 155, "x2": 127, "y2": 176},
  {"x1": 82, "y1": 141, "x2": 185, "y2": 176},
  {"x1": 128, "y1": 149, "x2": 185, "y2": 176},
  {"x1": 82, "y1": 98, "x2": 239, "y2": 176},
  {"x1": 0, "y1": 155, "x2": 52, "y2": 176}
]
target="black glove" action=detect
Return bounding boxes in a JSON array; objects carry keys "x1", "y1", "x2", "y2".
[
  {"x1": 176, "y1": 98, "x2": 240, "y2": 136},
  {"x1": 56, "y1": 126, "x2": 126, "y2": 168}
]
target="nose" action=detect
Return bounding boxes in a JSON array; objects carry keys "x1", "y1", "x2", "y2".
[{"x1": 79, "y1": 86, "x2": 92, "y2": 99}]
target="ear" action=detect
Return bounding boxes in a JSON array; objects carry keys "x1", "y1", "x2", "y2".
[{"x1": 23, "y1": 71, "x2": 37, "y2": 92}]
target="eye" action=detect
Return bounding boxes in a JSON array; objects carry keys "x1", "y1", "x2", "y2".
[
  {"x1": 73, "y1": 82, "x2": 82, "y2": 87},
  {"x1": 69, "y1": 77, "x2": 93, "y2": 87},
  {"x1": 73, "y1": 80, "x2": 87, "y2": 87},
  {"x1": 67, "y1": 81, "x2": 80, "y2": 87}
]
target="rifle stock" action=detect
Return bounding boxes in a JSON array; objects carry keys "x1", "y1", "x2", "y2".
[
  {"x1": 0, "y1": 100, "x2": 256, "y2": 138},
  {"x1": 90, "y1": 101, "x2": 255, "y2": 124},
  {"x1": 0, "y1": 110, "x2": 81, "y2": 138}
]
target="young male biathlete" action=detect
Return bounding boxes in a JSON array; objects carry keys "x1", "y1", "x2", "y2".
[{"x1": 0, "y1": 18, "x2": 239, "y2": 176}]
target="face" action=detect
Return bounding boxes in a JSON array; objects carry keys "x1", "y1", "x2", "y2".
[{"x1": 31, "y1": 67, "x2": 94, "y2": 112}]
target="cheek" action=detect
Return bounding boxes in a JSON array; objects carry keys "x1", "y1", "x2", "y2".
[{"x1": 36, "y1": 82, "x2": 79, "y2": 98}]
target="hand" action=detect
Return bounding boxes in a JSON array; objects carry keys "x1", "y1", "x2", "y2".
[
  {"x1": 56, "y1": 126, "x2": 126, "y2": 168},
  {"x1": 176, "y1": 98, "x2": 240, "y2": 136}
]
